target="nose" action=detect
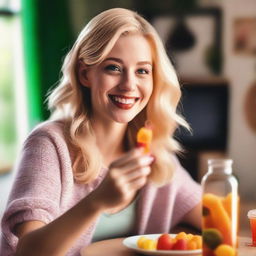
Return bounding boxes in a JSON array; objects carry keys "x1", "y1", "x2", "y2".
[{"x1": 118, "y1": 69, "x2": 136, "y2": 91}]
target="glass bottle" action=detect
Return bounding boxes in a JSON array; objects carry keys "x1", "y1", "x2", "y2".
[{"x1": 201, "y1": 159, "x2": 239, "y2": 256}]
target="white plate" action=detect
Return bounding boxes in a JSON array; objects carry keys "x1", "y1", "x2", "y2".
[{"x1": 122, "y1": 234, "x2": 202, "y2": 256}]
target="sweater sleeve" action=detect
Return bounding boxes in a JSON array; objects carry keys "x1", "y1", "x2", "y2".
[
  {"x1": 0, "y1": 132, "x2": 62, "y2": 252},
  {"x1": 171, "y1": 156, "x2": 202, "y2": 227}
]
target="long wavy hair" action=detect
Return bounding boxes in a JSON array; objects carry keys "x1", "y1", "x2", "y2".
[{"x1": 48, "y1": 8, "x2": 188, "y2": 186}]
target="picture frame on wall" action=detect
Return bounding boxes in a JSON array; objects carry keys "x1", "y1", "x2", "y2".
[
  {"x1": 151, "y1": 8, "x2": 222, "y2": 77},
  {"x1": 233, "y1": 17, "x2": 256, "y2": 56},
  {"x1": 244, "y1": 82, "x2": 256, "y2": 133}
]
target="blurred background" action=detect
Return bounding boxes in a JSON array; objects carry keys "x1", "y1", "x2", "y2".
[{"x1": 0, "y1": 0, "x2": 256, "y2": 230}]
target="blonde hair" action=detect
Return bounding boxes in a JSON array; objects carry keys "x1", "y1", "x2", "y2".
[{"x1": 48, "y1": 8, "x2": 188, "y2": 185}]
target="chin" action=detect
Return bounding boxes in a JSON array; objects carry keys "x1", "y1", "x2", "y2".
[
  {"x1": 112, "y1": 113, "x2": 137, "y2": 124},
  {"x1": 113, "y1": 117, "x2": 134, "y2": 124}
]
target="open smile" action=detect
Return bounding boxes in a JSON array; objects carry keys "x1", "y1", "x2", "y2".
[{"x1": 108, "y1": 94, "x2": 140, "y2": 110}]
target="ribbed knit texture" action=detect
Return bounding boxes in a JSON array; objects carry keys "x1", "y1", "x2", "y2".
[{"x1": 0, "y1": 121, "x2": 201, "y2": 256}]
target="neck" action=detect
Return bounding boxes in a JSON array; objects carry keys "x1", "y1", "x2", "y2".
[{"x1": 91, "y1": 120, "x2": 128, "y2": 166}]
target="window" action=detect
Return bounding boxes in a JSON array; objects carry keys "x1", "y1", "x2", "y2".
[{"x1": 0, "y1": 0, "x2": 28, "y2": 174}]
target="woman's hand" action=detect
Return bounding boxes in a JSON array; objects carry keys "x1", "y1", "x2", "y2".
[{"x1": 90, "y1": 147, "x2": 154, "y2": 212}]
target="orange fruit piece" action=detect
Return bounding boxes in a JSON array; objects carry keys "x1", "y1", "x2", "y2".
[
  {"x1": 137, "y1": 127, "x2": 152, "y2": 153},
  {"x1": 175, "y1": 232, "x2": 187, "y2": 240},
  {"x1": 137, "y1": 236, "x2": 147, "y2": 249},
  {"x1": 187, "y1": 240, "x2": 197, "y2": 250},
  {"x1": 214, "y1": 244, "x2": 236, "y2": 256},
  {"x1": 191, "y1": 235, "x2": 202, "y2": 249}
]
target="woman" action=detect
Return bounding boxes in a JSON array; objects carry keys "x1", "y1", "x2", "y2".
[{"x1": 0, "y1": 8, "x2": 201, "y2": 256}]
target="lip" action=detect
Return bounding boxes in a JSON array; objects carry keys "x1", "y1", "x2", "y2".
[
  {"x1": 109, "y1": 94, "x2": 140, "y2": 100},
  {"x1": 108, "y1": 94, "x2": 140, "y2": 110}
]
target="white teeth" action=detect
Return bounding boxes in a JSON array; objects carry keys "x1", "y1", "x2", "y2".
[{"x1": 113, "y1": 96, "x2": 135, "y2": 104}]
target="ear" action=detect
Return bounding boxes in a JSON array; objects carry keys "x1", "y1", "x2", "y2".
[{"x1": 78, "y1": 60, "x2": 90, "y2": 88}]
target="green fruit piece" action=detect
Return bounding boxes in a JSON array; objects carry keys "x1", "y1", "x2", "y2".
[
  {"x1": 203, "y1": 207, "x2": 210, "y2": 216},
  {"x1": 203, "y1": 228, "x2": 223, "y2": 250}
]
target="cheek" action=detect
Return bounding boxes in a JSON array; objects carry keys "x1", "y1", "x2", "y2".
[
  {"x1": 143, "y1": 81, "x2": 153, "y2": 100},
  {"x1": 98, "y1": 75, "x2": 117, "y2": 92},
  {"x1": 92, "y1": 88, "x2": 108, "y2": 105},
  {"x1": 91, "y1": 77, "x2": 110, "y2": 100}
]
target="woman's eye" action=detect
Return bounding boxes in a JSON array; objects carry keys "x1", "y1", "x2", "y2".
[
  {"x1": 105, "y1": 65, "x2": 121, "y2": 72},
  {"x1": 137, "y1": 68, "x2": 150, "y2": 74}
]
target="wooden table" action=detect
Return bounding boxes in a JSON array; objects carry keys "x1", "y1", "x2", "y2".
[{"x1": 80, "y1": 237, "x2": 256, "y2": 256}]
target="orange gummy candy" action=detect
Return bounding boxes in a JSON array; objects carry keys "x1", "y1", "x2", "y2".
[{"x1": 137, "y1": 127, "x2": 152, "y2": 154}]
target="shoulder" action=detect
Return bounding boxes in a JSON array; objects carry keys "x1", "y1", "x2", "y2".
[
  {"x1": 22, "y1": 120, "x2": 69, "y2": 153},
  {"x1": 27, "y1": 119, "x2": 68, "y2": 144},
  {"x1": 158, "y1": 153, "x2": 199, "y2": 189},
  {"x1": 171, "y1": 154, "x2": 192, "y2": 180},
  {"x1": 29, "y1": 119, "x2": 66, "y2": 138},
  {"x1": 170, "y1": 154, "x2": 202, "y2": 195}
]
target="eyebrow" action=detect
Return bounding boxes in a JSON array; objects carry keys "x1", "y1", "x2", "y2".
[{"x1": 103, "y1": 57, "x2": 152, "y2": 66}]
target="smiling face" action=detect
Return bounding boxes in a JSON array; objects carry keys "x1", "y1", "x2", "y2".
[{"x1": 79, "y1": 33, "x2": 154, "y2": 124}]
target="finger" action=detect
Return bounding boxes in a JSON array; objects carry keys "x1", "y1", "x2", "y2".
[
  {"x1": 120, "y1": 155, "x2": 155, "y2": 174},
  {"x1": 109, "y1": 147, "x2": 144, "y2": 168},
  {"x1": 125, "y1": 166, "x2": 151, "y2": 182},
  {"x1": 111, "y1": 155, "x2": 154, "y2": 176},
  {"x1": 128, "y1": 176, "x2": 148, "y2": 191}
]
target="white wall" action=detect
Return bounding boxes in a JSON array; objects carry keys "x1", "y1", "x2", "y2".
[
  {"x1": 223, "y1": 0, "x2": 256, "y2": 200},
  {"x1": 202, "y1": 0, "x2": 256, "y2": 200}
]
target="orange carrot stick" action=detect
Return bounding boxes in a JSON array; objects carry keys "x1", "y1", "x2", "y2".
[{"x1": 203, "y1": 193, "x2": 232, "y2": 245}]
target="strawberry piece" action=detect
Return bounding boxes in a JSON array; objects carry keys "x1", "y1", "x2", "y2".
[
  {"x1": 172, "y1": 239, "x2": 188, "y2": 250},
  {"x1": 157, "y1": 233, "x2": 174, "y2": 250}
]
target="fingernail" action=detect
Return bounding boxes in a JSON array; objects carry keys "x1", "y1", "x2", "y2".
[
  {"x1": 141, "y1": 155, "x2": 154, "y2": 165},
  {"x1": 147, "y1": 155, "x2": 155, "y2": 164},
  {"x1": 150, "y1": 154, "x2": 156, "y2": 164}
]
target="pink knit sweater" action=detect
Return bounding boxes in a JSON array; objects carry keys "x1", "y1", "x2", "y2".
[{"x1": 0, "y1": 121, "x2": 201, "y2": 256}]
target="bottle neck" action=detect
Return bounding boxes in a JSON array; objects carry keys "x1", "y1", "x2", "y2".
[
  {"x1": 208, "y1": 166, "x2": 232, "y2": 175},
  {"x1": 208, "y1": 159, "x2": 233, "y2": 175}
]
